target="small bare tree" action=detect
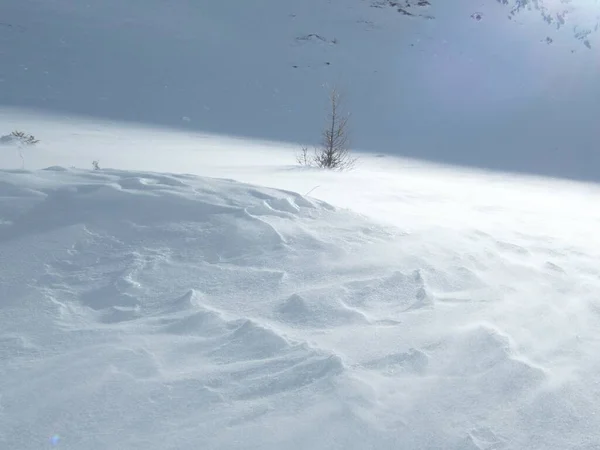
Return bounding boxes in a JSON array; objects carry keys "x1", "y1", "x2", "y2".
[
  {"x1": 297, "y1": 88, "x2": 357, "y2": 170},
  {"x1": 315, "y1": 88, "x2": 356, "y2": 170},
  {"x1": 9, "y1": 131, "x2": 39, "y2": 169}
]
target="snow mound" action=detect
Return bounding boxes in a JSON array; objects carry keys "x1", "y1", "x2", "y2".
[
  {"x1": 2, "y1": 166, "x2": 600, "y2": 449},
  {"x1": 276, "y1": 292, "x2": 370, "y2": 327},
  {"x1": 0, "y1": 168, "x2": 386, "y2": 449},
  {"x1": 435, "y1": 324, "x2": 547, "y2": 398}
]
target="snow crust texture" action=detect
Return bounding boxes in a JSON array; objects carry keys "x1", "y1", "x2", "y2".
[{"x1": 2, "y1": 167, "x2": 600, "y2": 449}]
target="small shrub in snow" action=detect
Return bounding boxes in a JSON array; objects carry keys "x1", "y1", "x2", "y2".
[
  {"x1": 296, "y1": 146, "x2": 312, "y2": 167},
  {"x1": 2, "y1": 130, "x2": 40, "y2": 169},
  {"x1": 92, "y1": 160, "x2": 101, "y2": 170}
]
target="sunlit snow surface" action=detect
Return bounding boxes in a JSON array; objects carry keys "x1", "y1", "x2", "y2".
[{"x1": 2, "y1": 112, "x2": 600, "y2": 449}]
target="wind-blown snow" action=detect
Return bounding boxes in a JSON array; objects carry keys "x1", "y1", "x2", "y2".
[
  {"x1": 2, "y1": 0, "x2": 600, "y2": 447},
  {"x1": 1, "y1": 145, "x2": 600, "y2": 448}
]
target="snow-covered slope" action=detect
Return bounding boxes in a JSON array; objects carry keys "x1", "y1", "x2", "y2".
[
  {"x1": 2, "y1": 0, "x2": 599, "y2": 180},
  {"x1": 2, "y1": 132, "x2": 600, "y2": 448},
  {"x1": 2, "y1": 0, "x2": 600, "y2": 448}
]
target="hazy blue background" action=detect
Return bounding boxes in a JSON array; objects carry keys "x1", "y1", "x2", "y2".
[{"x1": 1, "y1": 0, "x2": 598, "y2": 180}]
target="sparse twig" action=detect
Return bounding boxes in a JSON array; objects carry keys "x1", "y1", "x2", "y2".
[{"x1": 305, "y1": 185, "x2": 321, "y2": 196}]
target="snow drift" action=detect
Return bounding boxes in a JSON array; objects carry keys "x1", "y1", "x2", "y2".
[{"x1": 2, "y1": 166, "x2": 600, "y2": 449}]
